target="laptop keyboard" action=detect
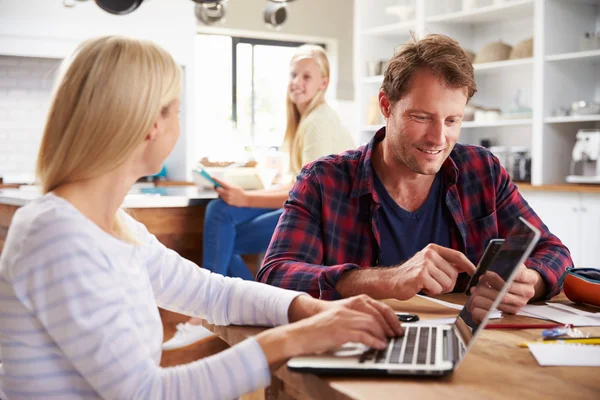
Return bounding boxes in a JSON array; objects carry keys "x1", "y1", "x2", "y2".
[{"x1": 361, "y1": 326, "x2": 438, "y2": 365}]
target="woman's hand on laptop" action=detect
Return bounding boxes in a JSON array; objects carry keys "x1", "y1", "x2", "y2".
[{"x1": 257, "y1": 294, "x2": 403, "y2": 366}]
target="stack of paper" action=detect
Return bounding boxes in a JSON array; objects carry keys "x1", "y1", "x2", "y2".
[
  {"x1": 518, "y1": 303, "x2": 600, "y2": 326},
  {"x1": 528, "y1": 343, "x2": 600, "y2": 366}
]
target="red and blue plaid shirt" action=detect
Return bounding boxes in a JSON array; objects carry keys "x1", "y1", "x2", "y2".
[{"x1": 258, "y1": 129, "x2": 573, "y2": 300}]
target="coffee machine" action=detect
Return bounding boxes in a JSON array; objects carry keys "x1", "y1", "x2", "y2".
[{"x1": 566, "y1": 129, "x2": 600, "y2": 184}]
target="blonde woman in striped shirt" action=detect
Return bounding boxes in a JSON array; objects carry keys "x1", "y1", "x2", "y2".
[{"x1": 0, "y1": 36, "x2": 401, "y2": 400}]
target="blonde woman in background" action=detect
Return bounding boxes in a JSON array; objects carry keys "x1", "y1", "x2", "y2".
[
  {"x1": 164, "y1": 44, "x2": 356, "y2": 350},
  {"x1": 0, "y1": 36, "x2": 401, "y2": 400}
]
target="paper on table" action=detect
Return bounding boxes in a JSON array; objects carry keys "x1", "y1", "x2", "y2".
[
  {"x1": 416, "y1": 294, "x2": 463, "y2": 310},
  {"x1": 528, "y1": 343, "x2": 600, "y2": 367},
  {"x1": 545, "y1": 303, "x2": 600, "y2": 319},
  {"x1": 416, "y1": 295, "x2": 502, "y2": 319},
  {"x1": 517, "y1": 304, "x2": 600, "y2": 326}
]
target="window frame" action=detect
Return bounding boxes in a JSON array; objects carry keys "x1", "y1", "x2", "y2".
[{"x1": 230, "y1": 36, "x2": 326, "y2": 130}]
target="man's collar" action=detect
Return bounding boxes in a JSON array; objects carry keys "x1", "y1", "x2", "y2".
[
  {"x1": 349, "y1": 127, "x2": 459, "y2": 199},
  {"x1": 349, "y1": 128, "x2": 384, "y2": 199}
]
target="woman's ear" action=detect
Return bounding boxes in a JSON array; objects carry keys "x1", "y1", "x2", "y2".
[
  {"x1": 145, "y1": 120, "x2": 159, "y2": 143},
  {"x1": 320, "y1": 76, "x2": 330, "y2": 91}
]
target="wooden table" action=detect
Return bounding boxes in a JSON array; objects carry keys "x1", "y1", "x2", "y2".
[{"x1": 203, "y1": 293, "x2": 600, "y2": 400}]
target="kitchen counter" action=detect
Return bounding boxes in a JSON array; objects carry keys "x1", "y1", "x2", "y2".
[
  {"x1": 516, "y1": 183, "x2": 600, "y2": 194},
  {"x1": 0, "y1": 186, "x2": 218, "y2": 208}
]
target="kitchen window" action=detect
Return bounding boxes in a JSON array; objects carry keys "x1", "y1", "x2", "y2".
[{"x1": 194, "y1": 34, "x2": 325, "y2": 161}]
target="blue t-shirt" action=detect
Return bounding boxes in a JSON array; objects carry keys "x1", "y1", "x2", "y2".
[{"x1": 372, "y1": 167, "x2": 452, "y2": 267}]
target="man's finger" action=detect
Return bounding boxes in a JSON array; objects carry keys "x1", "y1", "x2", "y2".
[
  {"x1": 507, "y1": 280, "x2": 535, "y2": 299},
  {"x1": 513, "y1": 267, "x2": 538, "y2": 285},
  {"x1": 430, "y1": 245, "x2": 476, "y2": 275},
  {"x1": 479, "y1": 271, "x2": 506, "y2": 291},
  {"x1": 425, "y1": 257, "x2": 455, "y2": 293},
  {"x1": 421, "y1": 273, "x2": 444, "y2": 296}
]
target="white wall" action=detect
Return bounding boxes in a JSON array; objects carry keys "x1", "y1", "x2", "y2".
[
  {"x1": 0, "y1": 0, "x2": 198, "y2": 180},
  {"x1": 206, "y1": 0, "x2": 355, "y2": 101},
  {"x1": 0, "y1": 0, "x2": 358, "y2": 181},
  {"x1": 0, "y1": 56, "x2": 59, "y2": 181}
]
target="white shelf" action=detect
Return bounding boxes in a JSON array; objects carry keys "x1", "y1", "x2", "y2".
[
  {"x1": 474, "y1": 58, "x2": 533, "y2": 73},
  {"x1": 545, "y1": 49, "x2": 600, "y2": 62},
  {"x1": 361, "y1": 21, "x2": 415, "y2": 37},
  {"x1": 461, "y1": 119, "x2": 533, "y2": 128},
  {"x1": 356, "y1": 0, "x2": 600, "y2": 186},
  {"x1": 426, "y1": 0, "x2": 534, "y2": 24},
  {"x1": 362, "y1": 75, "x2": 384, "y2": 84},
  {"x1": 361, "y1": 125, "x2": 383, "y2": 131},
  {"x1": 545, "y1": 115, "x2": 600, "y2": 124}
]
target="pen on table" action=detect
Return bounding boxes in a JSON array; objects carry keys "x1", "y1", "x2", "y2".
[
  {"x1": 518, "y1": 338, "x2": 600, "y2": 348},
  {"x1": 485, "y1": 323, "x2": 571, "y2": 330}
]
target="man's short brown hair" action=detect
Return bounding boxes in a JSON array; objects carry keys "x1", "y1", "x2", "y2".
[{"x1": 381, "y1": 33, "x2": 477, "y2": 105}]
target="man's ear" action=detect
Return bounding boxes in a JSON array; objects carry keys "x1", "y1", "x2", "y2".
[{"x1": 378, "y1": 89, "x2": 392, "y2": 118}]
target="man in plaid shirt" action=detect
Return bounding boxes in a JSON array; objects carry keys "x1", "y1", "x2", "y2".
[{"x1": 257, "y1": 34, "x2": 572, "y2": 314}]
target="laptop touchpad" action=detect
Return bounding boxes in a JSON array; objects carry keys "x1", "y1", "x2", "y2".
[{"x1": 333, "y1": 342, "x2": 369, "y2": 357}]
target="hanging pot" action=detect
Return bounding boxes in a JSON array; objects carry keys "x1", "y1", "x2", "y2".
[{"x1": 94, "y1": 0, "x2": 144, "y2": 15}]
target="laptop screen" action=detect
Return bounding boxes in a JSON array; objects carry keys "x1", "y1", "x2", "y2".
[{"x1": 454, "y1": 217, "x2": 540, "y2": 351}]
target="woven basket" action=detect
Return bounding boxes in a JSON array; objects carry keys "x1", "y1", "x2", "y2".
[
  {"x1": 509, "y1": 37, "x2": 534, "y2": 59},
  {"x1": 474, "y1": 41, "x2": 512, "y2": 64}
]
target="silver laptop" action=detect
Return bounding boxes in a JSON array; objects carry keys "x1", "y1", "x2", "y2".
[{"x1": 287, "y1": 216, "x2": 541, "y2": 377}]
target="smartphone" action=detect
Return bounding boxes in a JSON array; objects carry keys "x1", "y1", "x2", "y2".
[
  {"x1": 194, "y1": 165, "x2": 222, "y2": 188},
  {"x1": 465, "y1": 238, "x2": 505, "y2": 295}
]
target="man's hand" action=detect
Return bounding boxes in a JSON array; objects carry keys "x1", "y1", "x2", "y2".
[
  {"x1": 469, "y1": 264, "x2": 545, "y2": 316},
  {"x1": 467, "y1": 265, "x2": 546, "y2": 324},
  {"x1": 213, "y1": 178, "x2": 249, "y2": 207},
  {"x1": 387, "y1": 244, "x2": 477, "y2": 300},
  {"x1": 335, "y1": 244, "x2": 476, "y2": 300}
]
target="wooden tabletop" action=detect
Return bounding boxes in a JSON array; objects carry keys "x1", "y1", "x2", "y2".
[
  {"x1": 203, "y1": 293, "x2": 600, "y2": 400},
  {"x1": 516, "y1": 183, "x2": 600, "y2": 194}
]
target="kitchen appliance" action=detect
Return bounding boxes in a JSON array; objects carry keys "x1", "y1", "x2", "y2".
[
  {"x1": 567, "y1": 129, "x2": 600, "y2": 184},
  {"x1": 489, "y1": 146, "x2": 531, "y2": 183}
]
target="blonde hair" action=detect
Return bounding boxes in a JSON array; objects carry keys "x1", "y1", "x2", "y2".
[
  {"x1": 36, "y1": 36, "x2": 182, "y2": 242},
  {"x1": 282, "y1": 44, "x2": 330, "y2": 174}
]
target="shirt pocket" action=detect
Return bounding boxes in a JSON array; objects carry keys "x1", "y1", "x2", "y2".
[{"x1": 466, "y1": 211, "x2": 499, "y2": 261}]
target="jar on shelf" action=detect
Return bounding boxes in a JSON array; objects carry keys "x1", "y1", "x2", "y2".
[{"x1": 509, "y1": 147, "x2": 532, "y2": 182}]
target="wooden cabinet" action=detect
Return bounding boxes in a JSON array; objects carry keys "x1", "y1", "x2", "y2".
[
  {"x1": 580, "y1": 193, "x2": 600, "y2": 267},
  {"x1": 522, "y1": 190, "x2": 600, "y2": 267}
]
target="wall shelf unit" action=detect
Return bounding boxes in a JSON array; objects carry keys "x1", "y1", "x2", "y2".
[
  {"x1": 545, "y1": 49, "x2": 600, "y2": 62},
  {"x1": 462, "y1": 119, "x2": 533, "y2": 128},
  {"x1": 362, "y1": 21, "x2": 417, "y2": 37},
  {"x1": 473, "y1": 57, "x2": 534, "y2": 73},
  {"x1": 545, "y1": 115, "x2": 600, "y2": 123},
  {"x1": 425, "y1": 0, "x2": 535, "y2": 24},
  {"x1": 355, "y1": 0, "x2": 600, "y2": 188}
]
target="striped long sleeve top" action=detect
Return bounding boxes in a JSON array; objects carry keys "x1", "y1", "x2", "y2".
[{"x1": 0, "y1": 193, "x2": 302, "y2": 399}]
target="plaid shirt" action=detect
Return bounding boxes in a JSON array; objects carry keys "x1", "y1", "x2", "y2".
[{"x1": 258, "y1": 129, "x2": 573, "y2": 300}]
